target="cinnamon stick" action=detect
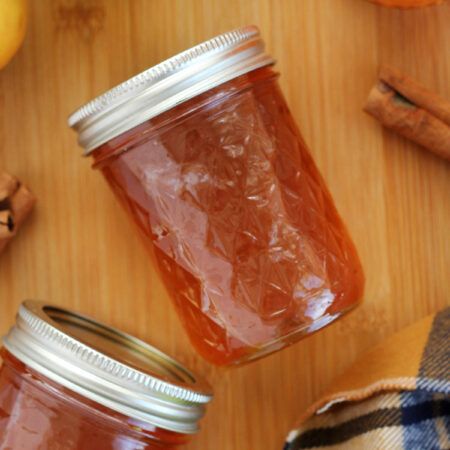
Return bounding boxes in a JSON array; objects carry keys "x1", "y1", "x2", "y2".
[
  {"x1": 364, "y1": 66, "x2": 450, "y2": 161},
  {"x1": 0, "y1": 210, "x2": 14, "y2": 239},
  {"x1": 0, "y1": 172, "x2": 18, "y2": 203},
  {"x1": 379, "y1": 66, "x2": 450, "y2": 127},
  {"x1": 0, "y1": 172, "x2": 35, "y2": 254},
  {"x1": 10, "y1": 184, "x2": 36, "y2": 229}
]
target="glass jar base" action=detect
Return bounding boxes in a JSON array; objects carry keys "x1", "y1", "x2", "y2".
[{"x1": 230, "y1": 304, "x2": 358, "y2": 366}]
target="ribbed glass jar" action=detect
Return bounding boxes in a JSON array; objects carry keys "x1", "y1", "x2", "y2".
[
  {"x1": 0, "y1": 301, "x2": 212, "y2": 449},
  {"x1": 69, "y1": 27, "x2": 365, "y2": 366}
]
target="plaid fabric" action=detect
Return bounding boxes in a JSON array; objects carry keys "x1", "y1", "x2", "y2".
[{"x1": 285, "y1": 308, "x2": 450, "y2": 450}]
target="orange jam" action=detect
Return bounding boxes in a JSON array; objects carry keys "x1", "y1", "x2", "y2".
[
  {"x1": 1, "y1": 301, "x2": 212, "y2": 448},
  {"x1": 91, "y1": 66, "x2": 364, "y2": 365},
  {"x1": 0, "y1": 349, "x2": 189, "y2": 449}
]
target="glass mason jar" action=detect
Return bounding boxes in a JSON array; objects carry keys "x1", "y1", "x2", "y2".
[
  {"x1": 0, "y1": 301, "x2": 212, "y2": 449},
  {"x1": 69, "y1": 26, "x2": 364, "y2": 366}
]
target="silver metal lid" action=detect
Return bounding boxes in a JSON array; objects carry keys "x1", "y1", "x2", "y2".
[
  {"x1": 3, "y1": 301, "x2": 212, "y2": 434},
  {"x1": 68, "y1": 25, "x2": 275, "y2": 154}
]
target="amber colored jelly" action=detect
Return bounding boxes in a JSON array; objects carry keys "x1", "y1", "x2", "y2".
[
  {"x1": 0, "y1": 349, "x2": 190, "y2": 449},
  {"x1": 91, "y1": 67, "x2": 365, "y2": 366}
]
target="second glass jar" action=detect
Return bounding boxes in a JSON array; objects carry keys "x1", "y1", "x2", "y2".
[{"x1": 69, "y1": 27, "x2": 365, "y2": 365}]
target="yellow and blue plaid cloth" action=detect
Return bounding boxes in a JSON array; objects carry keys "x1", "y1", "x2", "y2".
[{"x1": 285, "y1": 308, "x2": 449, "y2": 450}]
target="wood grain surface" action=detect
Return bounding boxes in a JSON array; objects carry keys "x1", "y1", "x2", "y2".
[{"x1": 1, "y1": 1, "x2": 449, "y2": 449}]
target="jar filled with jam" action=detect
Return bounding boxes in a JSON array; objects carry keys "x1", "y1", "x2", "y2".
[
  {"x1": 0, "y1": 301, "x2": 212, "y2": 449},
  {"x1": 69, "y1": 26, "x2": 365, "y2": 366}
]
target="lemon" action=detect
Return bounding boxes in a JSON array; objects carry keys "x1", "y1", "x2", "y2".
[{"x1": 0, "y1": 0, "x2": 27, "y2": 70}]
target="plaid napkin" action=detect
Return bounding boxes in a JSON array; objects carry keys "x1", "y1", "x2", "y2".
[{"x1": 285, "y1": 308, "x2": 449, "y2": 450}]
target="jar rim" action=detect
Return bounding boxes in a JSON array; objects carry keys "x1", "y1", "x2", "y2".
[
  {"x1": 68, "y1": 25, "x2": 275, "y2": 154},
  {"x1": 3, "y1": 301, "x2": 213, "y2": 434}
]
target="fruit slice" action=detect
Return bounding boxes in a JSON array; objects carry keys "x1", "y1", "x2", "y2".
[{"x1": 0, "y1": 0, "x2": 27, "y2": 70}]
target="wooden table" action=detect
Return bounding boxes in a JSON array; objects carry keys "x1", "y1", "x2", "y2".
[{"x1": 1, "y1": 1, "x2": 449, "y2": 448}]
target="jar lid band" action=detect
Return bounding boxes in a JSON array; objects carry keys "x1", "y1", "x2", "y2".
[
  {"x1": 3, "y1": 301, "x2": 213, "y2": 434},
  {"x1": 68, "y1": 25, "x2": 275, "y2": 154}
]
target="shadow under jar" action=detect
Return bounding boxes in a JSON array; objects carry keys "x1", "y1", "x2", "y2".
[
  {"x1": 0, "y1": 302, "x2": 212, "y2": 449},
  {"x1": 69, "y1": 26, "x2": 365, "y2": 366}
]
